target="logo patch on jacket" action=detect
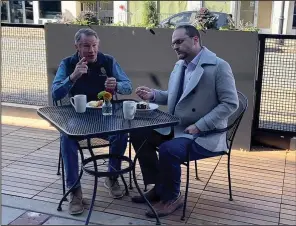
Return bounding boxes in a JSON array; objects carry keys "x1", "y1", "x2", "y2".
[{"x1": 99, "y1": 67, "x2": 107, "y2": 76}]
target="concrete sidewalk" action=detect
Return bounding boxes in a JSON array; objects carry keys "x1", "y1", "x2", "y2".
[
  {"x1": 2, "y1": 194, "x2": 153, "y2": 225},
  {"x1": 2, "y1": 205, "x2": 86, "y2": 225}
]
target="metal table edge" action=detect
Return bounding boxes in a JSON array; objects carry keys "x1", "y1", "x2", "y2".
[{"x1": 37, "y1": 107, "x2": 180, "y2": 139}]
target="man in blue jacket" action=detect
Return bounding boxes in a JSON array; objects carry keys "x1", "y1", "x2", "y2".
[{"x1": 52, "y1": 28, "x2": 132, "y2": 215}]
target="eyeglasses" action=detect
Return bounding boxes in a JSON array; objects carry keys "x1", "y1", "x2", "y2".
[{"x1": 171, "y1": 36, "x2": 193, "y2": 48}]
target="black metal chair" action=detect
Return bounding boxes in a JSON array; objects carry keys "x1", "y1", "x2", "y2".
[
  {"x1": 54, "y1": 95, "x2": 134, "y2": 199},
  {"x1": 181, "y1": 91, "x2": 248, "y2": 220}
]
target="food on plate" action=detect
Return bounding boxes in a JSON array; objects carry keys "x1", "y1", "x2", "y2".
[
  {"x1": 88, "y1": 100, "x2": 103, "y2": 107},
  {"x1": 136, "y1": 101, "x2": 150, "y2": 109}
]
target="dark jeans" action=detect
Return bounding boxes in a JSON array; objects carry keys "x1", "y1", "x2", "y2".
[
  {"x1": 61, "y1": 133, "x2": 128, "y2": 189},
  {"x1": 130, "y1": 129, "x2": 223, "y2": 201}
]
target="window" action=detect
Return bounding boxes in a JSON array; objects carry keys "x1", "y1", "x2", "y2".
[
  {"x1": 1, "y1": 1, "x2": 8, "y2": 21},
  {"x1": 169, "y1": 12, "x2": 192, "y2": 25},
  {"x1": 39, "y1": 1, "x2": 61, "y2": 19},
  {"x1": 293, "y1": 1, "x2": 296, "y2": 28}
]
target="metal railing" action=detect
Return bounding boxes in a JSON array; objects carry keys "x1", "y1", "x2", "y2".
[
  {"x1": 254, "y1": 34, "x2": 296, "y2": 135},
  {"x1": 1, "y1": 23, "x2": 48, "y2": 106}
]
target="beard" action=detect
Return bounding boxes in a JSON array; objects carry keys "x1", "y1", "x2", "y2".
[{"x1": 176, "y1": 51, "x2": 188, "y2": 60}]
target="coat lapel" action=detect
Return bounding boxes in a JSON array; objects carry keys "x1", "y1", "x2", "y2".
[
  {"x1": 177, "y1": 47, "x2": 217, "y2": 104},
  {"x1": 168, "y1": 61, "x2": 184, "y2": 113},
  {"x1": 178, "y1": 66, "x2": 204, "y2": 103}
]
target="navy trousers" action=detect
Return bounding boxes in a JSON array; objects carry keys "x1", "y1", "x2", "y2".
[{"x1": 131, "y1": 129, "x2": 223, "y2": 201}]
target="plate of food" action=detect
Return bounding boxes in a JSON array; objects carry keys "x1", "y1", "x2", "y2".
[
  {"x1": 87, "y1": 100, "x2": 104, "y2": 108},
  {"x1": 136, "y1": 101, "x2": 159, "y2": 111}
]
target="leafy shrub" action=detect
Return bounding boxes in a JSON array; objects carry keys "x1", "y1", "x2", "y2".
[
  {"x1": 73, "y1": 11, "x2": 101, "y2": 25},
  {"x1": 194, "y1": 7, "x2": 218, "y2": 30},
  {"x1": 142, "y1": 1, "x2": 159, "y2": 27}
]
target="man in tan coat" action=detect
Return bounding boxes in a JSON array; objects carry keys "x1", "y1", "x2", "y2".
[{"x1": 130, "y1": 24, "x2": 239, "y2": 217}]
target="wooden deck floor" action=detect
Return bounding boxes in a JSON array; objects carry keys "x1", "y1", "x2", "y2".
[{"x1": 1, "y1": 121, "x2": 296, "y2": 225}]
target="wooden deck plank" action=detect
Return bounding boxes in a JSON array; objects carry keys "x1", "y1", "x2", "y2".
[
  {"x1": 208, "y1": 177, "x2": 283, "y2": 195},
  {"x1": 2, "y1": 167, "x2": 60, "y2": 180},
  {"x1": 280, "y1": 204, "x2": 296, "y2": 211},
  {"x1": 210, "y1": 174, "x2": 284, "y2": 189},
  {"x1": 205, "y1": 183, "x2": 282, "y2": 203},
  {"x1": 280, "y1": 208, "x2": 296, "y2": 217},
  {"x1": 186, "y1": 218, "x2": 222, "y2": 225},
  {"x1": 191, "y1": 206, "x2": 278, "y2": 225},
  {"x1": 2, "y1": 122, "x2": 296, "y2": 225},
  {"x1": 280, "y1": 212, "x2": 296, "y2": 220},
  {"x1": 281, "y1": 198, "x2": 296, "y2": 206},
  {"x1": 279, "y1": 218, "x2": 296, "y2": 225},
  {"x1": 2, "y1": 175, "x2": 53, "y2": 187},
  {"x1": 1, "y1": 125, "x2": 23, "y2": 136},
  {"x1": 189, "y1": 212, "x2": 252, "y2": 225},
  {"x1": 2, "y1": 190, "x2": 34, "y2": 199},
  {"x1": 1, "y1": 171, "x2": 58, "y2": 183},
  {"x1": 197, "y1": 198, "x2": 279, "y2": 218},
  {"x1": 201, "y1": 190, "x2": 281, "y2": 209},
  {"x1": 192, "y1": 203, "x2": 279, "y2": 223}
]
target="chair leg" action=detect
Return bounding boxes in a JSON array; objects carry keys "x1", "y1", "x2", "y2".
[
  {"x1": 61, "y1": 157, "x2": 67, "y2": 201},
  {"x1": 128, "y1": 139, "x2": 133, "y2": 189},
  {"x1": 144, "y1": 184, "x2": 148, "y2": 192},
  {"x1": 181, "y1": 162, "x2": 190, "y2": 221},
  {"x1": 194, "y1": 160, "x2": 200, "y2": 180},
  {"x1": 227, "y1": 155, "x2": 233, "y2": 201},
  {"x1": 120, "y1": 174, "x2": 129, "y2": 195},
  {"x1": 57, "y1": 150, "x2": 61, "y2": 175}
]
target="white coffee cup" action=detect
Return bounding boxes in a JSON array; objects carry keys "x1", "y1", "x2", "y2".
[
  {"x1": 70, "y1": 95, "x2": 87, "y2": 113},
  {"x1": 123, "y1": 101, "x2": 136, "y2": 120}
]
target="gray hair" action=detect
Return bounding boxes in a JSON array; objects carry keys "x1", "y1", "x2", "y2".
[{"x1": 74, "y1": 28, "x2": 99, "y2": 44}]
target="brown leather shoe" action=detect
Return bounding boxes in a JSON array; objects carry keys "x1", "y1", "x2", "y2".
[
  {"x1": 68, "y1": 186, "x2": 84, "y2": 215},
  {"x1": 145, "y1": 193, "x2": 183, "y2": 218},
  {"x1": 131, "y1": 186, "x2": 160, "y2": 203}
]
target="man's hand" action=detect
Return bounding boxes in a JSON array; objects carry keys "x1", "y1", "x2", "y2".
[
  {"x1": 70, "y1": 57, "x2": 88, "y2": 82},
  {"x1": 105, "y1": 77, "x2": 117, "y2": 91},
  {"x1": 184, "y1": 124, "x2": 200, "y2": 135},
  {"x1": 135, "y1": 86, "x2": 154, "y2": 101}
]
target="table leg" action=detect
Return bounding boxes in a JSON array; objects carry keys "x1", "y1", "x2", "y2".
[
  {"x1": 57, "y1": 143, "x2": 85, "y2": 211},
  {"x1": 85, "y1": 138, "x2": 98, "y2": 225},
  {"x1": 132, "y1": 138, "x2": 161, "y2": 225}
]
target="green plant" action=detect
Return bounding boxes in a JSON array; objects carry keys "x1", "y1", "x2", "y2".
[
  {"x1": 73, "y1": 11, "x2": 101, "y2": 25},
  {"x1": 194, "y1": 7, "x2": 218, "y2": 30},
  {"x1": 142, "y1": 1, "x2": 159, "y2": 27},
  {"x1": 218, "y1": 19, "x2": 259, "y2": 32}
]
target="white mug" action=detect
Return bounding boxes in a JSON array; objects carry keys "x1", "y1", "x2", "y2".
[
  {"x1": 123, "y1": 101, "x2": 136, "y2": 120},
  {"x1": 70, "y1": 95, "x2": 87, "y2": 113}
]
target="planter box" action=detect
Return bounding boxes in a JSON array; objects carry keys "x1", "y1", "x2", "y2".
[{"x1": 45, "y1": 24, "x2": 258, "y2": 151}]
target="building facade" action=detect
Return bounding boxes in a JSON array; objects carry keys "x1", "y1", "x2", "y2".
[
  {"x1": 1, "y1": 1, "x2": 295, "y2": 35},
  {"x1": 114, "y1": 1, "x2": 296, "y2": 35}
]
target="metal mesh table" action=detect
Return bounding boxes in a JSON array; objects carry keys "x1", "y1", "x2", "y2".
[
  {"x1": 38, "y1": 103, "x2": 179, "y2": 139},
  {"x1": 37, "y1": 102, "x2": 179, "y2": 225}
]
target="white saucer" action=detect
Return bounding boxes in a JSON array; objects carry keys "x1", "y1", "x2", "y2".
[
  {"x1": 136, "y1": 103, "x2": 159, "y2": 112},
  {"x1": 86, "y1": 102, "x2": 102, "y2": 108}
]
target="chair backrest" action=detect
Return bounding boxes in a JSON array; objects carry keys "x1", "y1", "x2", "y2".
[
  {"x1": 53, "y1": 96, "x2": 70, "y2": 107},
  {"x1": 225, "y1": 91, "x2": 248, "y2": 151}
]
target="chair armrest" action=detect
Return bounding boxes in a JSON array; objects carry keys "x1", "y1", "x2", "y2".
[{"x1": 193, "y1": 127, "x2": 229, "y2": 139}]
